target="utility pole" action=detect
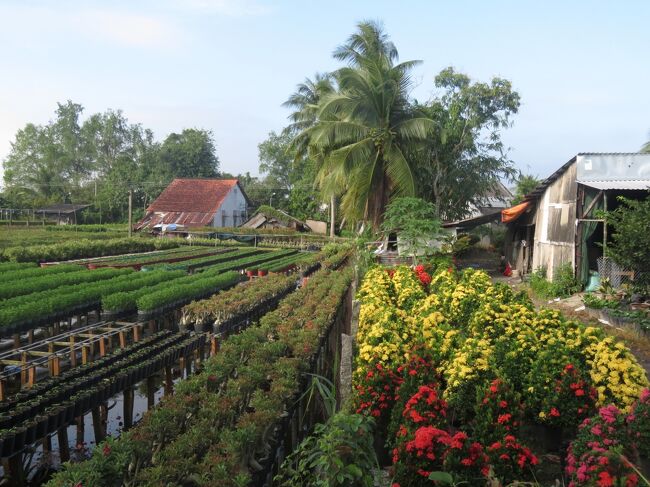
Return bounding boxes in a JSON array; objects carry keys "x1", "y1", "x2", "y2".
[
  {"x1": 330, "y1": 195, "x2": 335, "y2": 239},
  {"x1": 128, "y1": 188, "x2": 133, "y2": 237}
]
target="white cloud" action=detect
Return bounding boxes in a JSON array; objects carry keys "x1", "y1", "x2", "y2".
[
  {"x1": 0, "y1": 4, "x2": 184, "y2": 50},
  {"x1": 73, "y1": 9, "x2": 183, "y2": 48},
  {"x1": 175, "y1": 0, "x2": 271, "y2": 16}
]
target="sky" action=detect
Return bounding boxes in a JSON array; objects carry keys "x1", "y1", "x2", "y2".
[{"x1": 0, "y1": 0, "x2": 649, "y2": 184}]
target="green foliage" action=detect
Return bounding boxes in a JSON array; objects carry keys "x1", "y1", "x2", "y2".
[
  {"x1": 604, "y1": 196, "x2": 650, "y2": 293},
  {"x1": 288, "y1": 21, "x2": 434, "y2": 229},
  {"x1": 135, "y1": 271, "x2": 240, "y2": 312},
  {"x1": 2, "y1": 103, "x2": 222, "y2": 222},
  {"x1": 411, "y1": 68, "x2": 520, "y2": 220},
  {"x1": 381, "y1": 197, "x2": 441, "y2": 260},
  {"x1": 46, "y1": 266, "x2": 353, "y2": 487},
  {"x1": 512, "y1": 174, "x2": 540, "y2": 205},
  {"x1": 583, "y1": 293, "x2": 621, "y2": 310},
  {"x1": 275, "y1": 411, "x2": 377, "y2": 487},
  {"x1": 0, "y1": 237, "x2": 179, "y2": 263},
  {"x1": 529, "y1": 263, "x2": 580, "y2": 299}
]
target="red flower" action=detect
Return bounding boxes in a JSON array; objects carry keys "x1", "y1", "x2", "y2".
[
  {"x1": 597, "y1": 471, "x2": 614, "y2": 487},
  {"x1": 550, "y1": 407, "x2": 561, "y2": 417}
]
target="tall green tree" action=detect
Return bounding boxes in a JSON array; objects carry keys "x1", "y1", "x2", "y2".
[
  {"x1": 156, "y1": 128, "x2": 220, "y2": 180},
  {"x1": 412, "y1": 68, "x2": 520, "y2": 220},
  {"x1": 257, "y1": 130, "x2": 324, "y2": 220},
  {"x1": 512, "y1": 174, "x2": 540, "y2": 204},
  {"x1": 295, "y1": 20, "x2": 434, "y2": 229}
]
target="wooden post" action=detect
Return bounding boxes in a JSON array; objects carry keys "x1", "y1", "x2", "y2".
[
  {"x1": 98, "y1": 336, "x2": 106, "y2": 357},
  {"x1": 128, "y1": 188, "x2": 133, "y2": 238},
  {"x1": 91, "y1": 407, "x2": 105, "y2": 443},
  {"x1": 179, "y1": 357, "x2": 186, "y2": 379},
  {"x1": 146, "y1": 377, "x2": 155, "y2": 409},
  {"x1": 21, "y1": 352, "x2": 28, "y2": 385},
  {"x1": 6, "y1": 454, "x2": 25, "y2": 485},
  {"x1": 210, "y1": 335, "x2": 219, "y2": 356},
  {"x1": 52, "y1": 355, "x2": 61, "y2": 376},
  {"x1": 13, "y1": 333, "x2": 20, "y2": 349},
  {"x1": 164, "y1": 366, "x2": 173, "y2": 396},
  {"x1": 603, "y1": 192, "x2": 608, "y2": 255},
  {"x1": 0, "y1": 379, "x2": 5, "y2": 401},
  {"x1": 69, "y1": 336, "x2": 76, "y2": 368},
  {"x1": 119, "y1": 330, "x2": 126, "y2": 348},
  {"x1": 148, "y1": 319, "x2": 155, "y2": 334},
  {"x1": 133, "y1": 324, "x2": 141, "y2": 343},
  {"x1": 58, "y1": 427, "x2": 70, "y2": 462},
  {"x1": 81, "y1": 345, "x2": 90, "y2": 365},
  {"x1": 123, "y1": 388, "x2": 134, "y2": 430},
  {"x1": 76, "y1": 416, "x2": 84, "y2": 448},
  {"x1": 27, "y1": 329, "x2": 34, "y2": 344}
]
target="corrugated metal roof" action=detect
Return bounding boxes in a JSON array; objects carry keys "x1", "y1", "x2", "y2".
[
  {"x1": 579, "y1": 180, "x2": 650, "y2": 191},
  {"x1": 442, "y1": 209, "x2": 502, "y2": 229}
]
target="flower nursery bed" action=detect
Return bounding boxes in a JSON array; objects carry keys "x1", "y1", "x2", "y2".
[
  {"x1": 0, "y1": 269, "x2": 181, "y2": 337},
  {"x1": 181, "y1": 273, "x2": 299, "y2": 332},
  {"x1": 1, "y1": 263, "x2": 84, "y2": 285},
  {"x1": 350, "y1": 265, "x2": 650, "y2": 486},
  {"x1": 1, "y1": 237, "x2": 179, "y2": 264},
  {"x1": 46, "y1": 264, "x2": 354, "y2": 487},
  {"x1": 142, "y1": 247, "x2": 265, "y2": 272},
  {"x1": 0, "y1": 330, "x2": 204, "y2": 458},
  {"x1": 85, "y1": 247, "x2": 233, "y2": 269}
]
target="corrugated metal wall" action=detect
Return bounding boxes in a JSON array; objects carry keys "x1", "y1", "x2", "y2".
[{"x1": 531, "y1": 162, "x2": 577, "y2": 280}]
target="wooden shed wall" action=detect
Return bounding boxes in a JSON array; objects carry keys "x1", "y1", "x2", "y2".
[{"x1": 531, "y1": 162, "x2": 577, "y2": 280}]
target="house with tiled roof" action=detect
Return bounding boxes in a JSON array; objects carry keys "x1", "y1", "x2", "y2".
[{"x1": 135, "y1": 178, "x2": 250, "y2": 230}]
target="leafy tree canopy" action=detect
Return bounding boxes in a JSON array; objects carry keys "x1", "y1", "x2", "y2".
[
  {"x1": 605, "y1": 196, "x2": 650, "y2": 293},
  {"x1": 512, "y1": 174, "x2": 540, "y2": 205},
  {"x1": 381, "y1": 197, "x2": 441, "y2": 261}
]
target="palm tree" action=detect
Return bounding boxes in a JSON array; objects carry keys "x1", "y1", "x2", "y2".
[{"x1": 300, "y1": 20, "x2": 434, "y2": 229}]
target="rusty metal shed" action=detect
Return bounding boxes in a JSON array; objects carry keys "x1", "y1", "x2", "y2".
[{"x1": 503, "y1": 153, "x2": 650, "y2": 283}]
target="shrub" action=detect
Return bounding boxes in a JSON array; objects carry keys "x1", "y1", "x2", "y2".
[
  {"x1": 605, "y1": 196, "x2": 650, "y2": 293},
  {"x1": 275, "y1": 411, "x2": 377, "y2": 487}
]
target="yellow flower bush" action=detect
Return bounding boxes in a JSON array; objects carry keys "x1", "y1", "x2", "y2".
[{"x1": 355, "y1": 265, "x2": 648, "y2": 415}]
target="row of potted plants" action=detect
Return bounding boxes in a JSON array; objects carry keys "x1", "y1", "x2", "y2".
[
  {"x1": 0, "y1": 261, "x2": 37, "y2": 272},
  {"x1": 1, "y1": 237, "x2": 180, "y2": 263},
  {"x1": 0, "y1": 266, "x2": 131, "y2": 301},
  {"x1": 86, "y1": 247, "x2": 233, "y2": 270},
  {"x1": 0, "y1": 331, "x2": 174, "y2": 419},
  {"x1": 352, "y1": 265, "x2": 650, "y2": 486},
  {"x1": 135, "y1": 271, "x2": 242, "y2": 319},
  {"x1": 142, "y1": 247, "x2": 263, "y2": 272},
  {"x1": 101, "y1": 270, "x2": 187, "y2": 317},
  {"x1": 188, "y1": 248, "x2": 297, "y2": 276},
  {"x1": 2, "y1": 263, "x2": 82, "y2": 285},
  {"x1": 1, "y1": 331, "x2": 204, "y2": 459},
  {"x1": 0, "y1": 268, "x2": 180, "y2": 336},
  {"x1": 181, "y1": 272, "x2": 298, "y2": 330},
  {"x1": 45, "y1": 265, "x2": 353, "y2": 486}
]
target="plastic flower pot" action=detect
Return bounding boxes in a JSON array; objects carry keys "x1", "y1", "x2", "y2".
[
  {"x1": 12, "y1": 426, "x2": 27, "y2": 452},
  {"x1": 24, "y1": 422, "x2": 37, "y2": 445},
  {"x1": 246, "y1": 269, "x2": 257, "y2": 277},
  {"x1": 258, "y1": 270, "x2": 268, "y2": 277},
  {"x1": 34, "y1": 415, "x2": 48, "y2": 438},
  {"x1": 0, "y1": 431, "x2": 15, "y2": 457}
]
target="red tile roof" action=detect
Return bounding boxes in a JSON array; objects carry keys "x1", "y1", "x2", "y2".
[
  {"x1": 147, "y1": 178, "x2": 238, "y2": 213},
  {"x1": 136, "y1": 178, "x2": 240, "y2": 229}
]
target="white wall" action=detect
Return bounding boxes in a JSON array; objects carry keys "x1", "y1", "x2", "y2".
[{"x1": 212, "y1": 185, "x2": 248, "y2": 228}]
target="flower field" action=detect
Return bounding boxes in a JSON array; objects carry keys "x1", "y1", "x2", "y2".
[
  {"x1": 353, "y1": 266, "x2": 650, "y2": 485},
  {"x1": 45, "y1": 250, "x2": 353, "y2": 486}
]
